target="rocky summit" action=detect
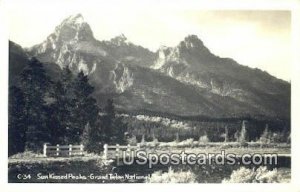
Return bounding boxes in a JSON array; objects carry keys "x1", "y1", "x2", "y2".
[{"x1": 11, "y1": 14, "x2": 290, "y2": 118}]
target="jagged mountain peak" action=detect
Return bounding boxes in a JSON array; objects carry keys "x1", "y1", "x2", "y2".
[
  {"x1": 62, "y1": 13, "x2": 85, "y2": 25},
  {"x1": 109, "y1": 34, "x2": 130, "y2": 46},
  {"x1": 152, "y1": 35, "x2": 210, "y2": 70},
  {"x1": 29, "y1": 14, "x2": 104, "y2": 72},
  {"x1": 153, "y1": 35, "x2": 212, "y2": 66},
  {"x1": 158, "y1": 45, "x2": 171, "y2": 51},
  {"x1": 178, "y1": 34, "x2": 211, "y2": 54},
  {"x1": 25, "y1": 15, "x2": 290, "y2": 118},
  {"x1": 183, "y1": 34, "x2": 203, "y2": 44},
  {"x1": 54, "y1": 13, "x2": 94, "y2": 42}
]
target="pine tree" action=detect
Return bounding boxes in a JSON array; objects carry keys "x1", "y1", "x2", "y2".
[
  {"x1": 20, "y1": 57, "x2": 51, "y2": 152},
  {"x1": 239, "y1": 120, "x2": 248, "y2": 146},
  {"x1": 260, "y1": 124, "x2": 271, "y2": 145},
  {"x1": 175, "y1": 132, "x2": 180, "y2": 143},
  {"x1": 102, "y1": 99, "x2": 115, "y2": 143},
  {"x1": 71, "y1": 71, "x2": 99, "y2": 144},
  {"x1": 48, "y1": 66, "x2": 76, "y2": 144},
  {"x1": 81, "y1": 122, "x2": 93, "y2": 151},
  {"x1": 224, "y1": 125, "x2": 229, "y2": 142},
  {"x1": 112, "y1": 116, "x2": 127, "y2": 144},
  {"x1": 104, "y1": 99, "x2": 115, "y2": 118},
  {"x1": 48, "y1": 81, "x2": 70, "y2": 144},
  {"x1": 102, "y1": 99, "x2": 127, "y2": 144},
  {"x1": 61, "y1": 66, "x2": 74, "y2": 92},
  {"x1": 8, "y1": 86, "x2": 26, "y2": 156},
  {"x1": 141, "y1": 134, "x2": 145, "y2": 145}
]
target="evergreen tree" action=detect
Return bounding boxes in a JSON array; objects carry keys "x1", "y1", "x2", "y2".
[
  {"x1": 104, "y1": 99, "x2": 115, "y2": 118},
  {"x1": 48, "y1": 66, "x2": 75, "y2": 144},
  {"x1": 102, "y1": 99, "x2": 127, "y2": 144},
  {"x1": 175, "y1": 132, "x2": 180, "y2": 143},
  {"x1": 260, "y1": 124, "x2": 271, "y2": 144},
  {"x1": 71, "y1": 71, "x2": 99, "y2": 144},
  {"x1": 102, "y1": 99, "x2": 115, "y2": 143},
  {"x1": 20, "y1": 57, "x2": 51, "y2": 152},
  {"x1": 61, "y1": 66, "x2": 74, "y2": 92},
  {"x1": 81, "y1": 122, "x2": 95, "y2": 152},
  {"x1": 224, "y1": 125, "x2": 229, "y2": 142},
  {"x1": 8, "y1": 86, "x2": 26, "y2": 156},
  {"x1": 239, "y1": 120, "x2": 248, "y2": 146},
  {"x1": 112, "y1": 116, "x2": 127, "y2": 144},
  {"x1": 48, "y1": 81, "x2": 70, "y2": 144}
]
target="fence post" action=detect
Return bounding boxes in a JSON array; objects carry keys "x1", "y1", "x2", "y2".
[
  {"x1": 137, "y1": 143, "x2": 140, "y2": 150},
  {"x1": 116, "y1": 144, "x2": 120, "y2": 158},
  {"x1": 103, "y1": 144, "x2": 108, "y2": 160},
  {"x1": 136, "y1": 143, "x2": 140, "y2": 158},
  {"x1": 80, "y1": 144, "x2": 84, "y2": 156},
  {"x1": 56, "y1": 144, "x2": 60, "y2": 156},
  {"x1": 43, "y1": 143, "x2": 48, "y2": 157},
  {"x1": 126, "y1": 144, "x2": 131, "y2": 156},
  {"x1": 69, "y1": 144, "x2": 72, "y2": 156}
]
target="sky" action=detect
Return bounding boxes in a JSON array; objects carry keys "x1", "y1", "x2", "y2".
[{"x1": 5, "y1": 0, "x2": 291, "y2": 81}]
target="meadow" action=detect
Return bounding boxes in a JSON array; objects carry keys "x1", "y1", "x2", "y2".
[{"x1": 8, "y1": 141, "x2": 291, "y2": 183}]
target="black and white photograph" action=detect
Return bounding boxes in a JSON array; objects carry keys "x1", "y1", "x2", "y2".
[{"x1": 1, "y1": 0, "x2": 300, "y2": 190}]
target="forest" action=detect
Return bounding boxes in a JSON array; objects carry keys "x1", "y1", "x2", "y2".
[
  {"x1": 8, "y1": 57, "x2": 291, "y2": 156},
  {"x1": 8, "y1": 57, "x2": 125, "y2": 156}
]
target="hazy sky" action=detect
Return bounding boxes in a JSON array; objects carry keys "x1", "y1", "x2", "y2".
[{"x1": 6, "y1": 0, "x2": 291, "y2": 81}]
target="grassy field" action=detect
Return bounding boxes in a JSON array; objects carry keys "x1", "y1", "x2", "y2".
[
  {"x1": 9, "y1": 141, "x2": 290, "y2": 163},
  {"x1": 8, "y1": 142, "x2": 291, "y2": 183}
]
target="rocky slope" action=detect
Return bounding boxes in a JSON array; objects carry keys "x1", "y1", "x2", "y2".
[{"x1": 24, "y1": 14, "x2": 290, "y2": 118}]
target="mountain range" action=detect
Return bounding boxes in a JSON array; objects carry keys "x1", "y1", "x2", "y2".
[{"x1": 9, "y1": 14, "x2": 291, "y2": 118}]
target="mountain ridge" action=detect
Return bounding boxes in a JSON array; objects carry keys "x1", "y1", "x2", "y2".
[{"x1": 15, "y1": 14, "x2": 290, "y2": 118}]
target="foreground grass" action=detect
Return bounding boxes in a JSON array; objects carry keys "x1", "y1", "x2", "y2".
[
  {"x1": 9, "y1": 141, "x2": 290, "y2": 164},
  {"x1": 8, "y1": 145, "x2": 291, "y2": 183},
  {"x1": 223, "y1": 166, "x2": 291, "y2": 183},
  {"x1": 146, "y1": 167, "x2": 197, "y2": 183},
  {"x1": 146, "y1": 166, "x2": 291, "y2": 183},
  {"x1": 8, "y1": 151, "x2": 104, "y2": 164},
  {"x1": 136, "y1": 141, "x2": 290, "y2": 158}
]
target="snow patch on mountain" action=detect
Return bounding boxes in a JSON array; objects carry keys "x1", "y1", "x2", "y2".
[
  {"x1": 110, "y1": 63, "x2": 134, "y2": 93},
  {"x1": 151, "y1": 46, "x2": 185, "y2": 70},
  {"x1": 78, "y1": 59, "x2": 89, "y2": 74}
]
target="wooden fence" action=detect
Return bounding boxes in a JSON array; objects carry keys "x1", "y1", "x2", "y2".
[
  {"x1": 103, "y1": 144, "x2": 141, "y2": 159},
  {"x1": 43, "y1": 144, "x2": 84, "y2": 157}
]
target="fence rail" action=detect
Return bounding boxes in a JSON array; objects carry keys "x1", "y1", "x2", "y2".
[
  {"x1": 43, "y1": 144, "x2": 84, "y2": 157},
  {"x1": 103, "y1": 144, "x2": 141, "y2": 159}
]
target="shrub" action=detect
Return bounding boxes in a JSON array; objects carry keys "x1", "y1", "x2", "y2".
[
  {"x1": 219, "y1": 143, "x2": 233, "y2": 149},
  {"x1": 140, "y1": 135, "x2": 146, "y2": 147},
  {"x1": 9, "y1": 151, "x2": 43, "y2": 159},
  {"x1": 177, "y1": 138, "x2": 194, "y2": 147},
  {"x1": 223, "y1": 166, "x2": 281, "y2": 183},
  {"x1": 260, "y1": 126, "x2": 271, "y2": 144},
  {"x1": 270, "y1": 132, "x2": 287, "y2": 143},
  {"x1": 140, "y1": 134, "x2": 145, "y2": 144},
  {"x1": 198, "y1": 135, "x2": 209, "y2": 144},
  {"x1": 146, "y1": 167, "x2": 197, "y2": 183},
  {"x1": 127, "y1": 135, "x2": 137, "y2": 145},
  {"x1": 287, "y1": 133, "x2": 291, "y2": 144},
  {"x1": 146, "y1": 138, "x2": 159, "y2": 148},
  {"x1": 153, "y1": 138, "x2": 159, "y2": 147}
]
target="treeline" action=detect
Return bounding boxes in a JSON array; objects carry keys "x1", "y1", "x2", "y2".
[
  {"x1": 119, "y1": 109, "x2": 290, "y2": 123},
  {"x1": 123, "y1": 115, "x2": 290, "y2": 143},
  {"x1": 8, "y1": 57, "x2": 126, "y2": 156}
]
